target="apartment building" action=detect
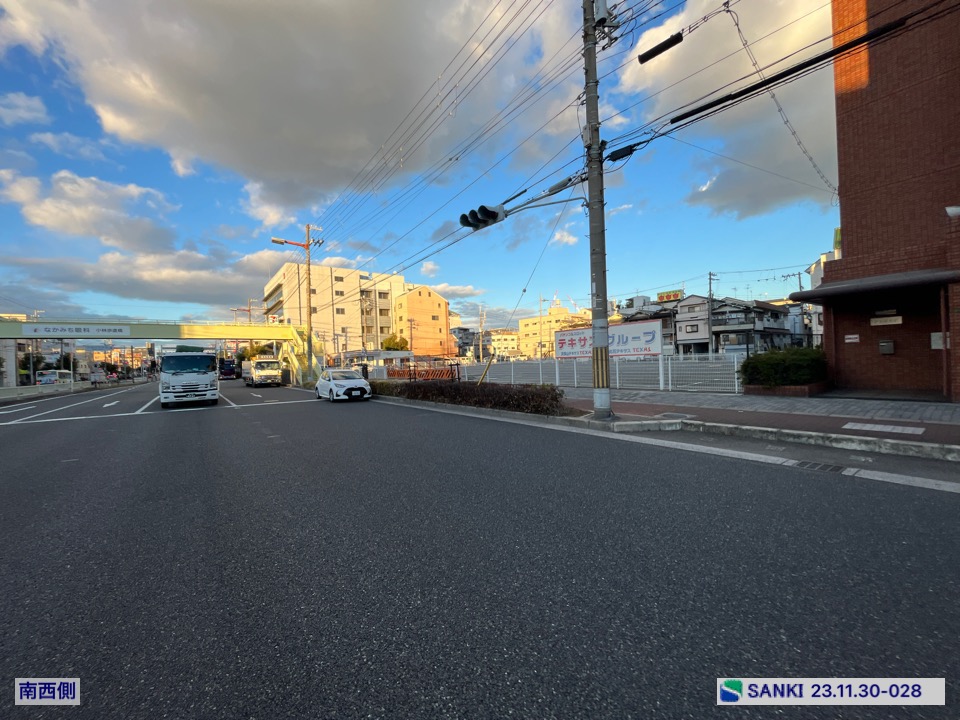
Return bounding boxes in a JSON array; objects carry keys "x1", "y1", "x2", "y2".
[
  {"x1": 394, "y1": 285, "x2": 455, "y2": 358},
  {"x1": 487, "y1": 328, "x2": 520, "y2": 359},
  {"x1": 518, "y1": 302, "x2": 591, "y2": 358},
  {"x1": 262, "y1": 264, "x2": 413, "y2": 358}
]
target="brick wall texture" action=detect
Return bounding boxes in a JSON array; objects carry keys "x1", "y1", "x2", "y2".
[{"x1": 824, "y1": 0, "x2": 960, "y2": 399}]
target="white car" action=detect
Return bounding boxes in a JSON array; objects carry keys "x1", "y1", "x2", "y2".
[{"x1": 315, "y1": 369, "x2": 372, "y2": 402}]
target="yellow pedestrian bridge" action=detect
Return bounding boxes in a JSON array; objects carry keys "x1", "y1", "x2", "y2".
[{"x1": 0, "y1": 318, "x2": 299, "y2": 342}]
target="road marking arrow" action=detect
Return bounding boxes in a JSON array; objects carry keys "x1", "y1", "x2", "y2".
[{"x1": 104, "y1": 401, "x2": 119, "y2": 407}]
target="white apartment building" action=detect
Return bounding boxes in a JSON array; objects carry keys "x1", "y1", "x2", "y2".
[{"x1": 263, "y1": 264, "x2": 414, "y2": 360}]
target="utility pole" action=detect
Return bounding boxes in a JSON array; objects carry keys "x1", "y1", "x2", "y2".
[
  {"x1": 408, "y1": 317, "x2": 417, "y2": 358},
  {"x1": 708, "y1": 272, "x2": 718, "y2": 358},
  {"x1": 478, "y1": 306, "x2": 485, "y2": 361},
  {"x1": 538, "y1": 294, "x2": 544, "y2": 359},
  {"x1": 29, "y1": 309, "x2": 44, "y2": 384},
  {"x1": 304, "y1": 223, "x2": 313, "y2": 377},
  {"x1": 782, "y1": 271, "x2": 804, "y2": 292},
  {"x1": 583, "y1": 0, "x2": 612, "y2": 419}
]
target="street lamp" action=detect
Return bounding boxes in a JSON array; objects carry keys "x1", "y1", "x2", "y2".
[{"x1": 272, "y1": 224, "x2": 322, "y2": 380}]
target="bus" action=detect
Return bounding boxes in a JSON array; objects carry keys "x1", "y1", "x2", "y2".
[{"x1": 36, "y1": 370, "x2": 74, "y2": 385}]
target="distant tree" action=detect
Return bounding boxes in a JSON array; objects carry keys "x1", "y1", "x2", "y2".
[
  {"x1": 381, "y1": 334, "x2": 408, "y2": 351},
  {"x1": 236, "y1": 344, "x2": 271, "y2": 362}
]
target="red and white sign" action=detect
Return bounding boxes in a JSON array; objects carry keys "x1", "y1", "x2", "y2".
[{"x1": 555, "y1": 320, "x2": 663, "y2": 358}]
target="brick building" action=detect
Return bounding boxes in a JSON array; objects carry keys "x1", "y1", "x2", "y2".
[{"x1": 792, "y1": 0, "x2": 960, "y2": 399}]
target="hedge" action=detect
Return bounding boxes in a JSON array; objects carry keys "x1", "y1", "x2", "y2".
[
  {"x1": 369, "y1": 379, "x2": 567, "y2": 415},
  {"x1": 738, "y1": 347, "x2": 828, "y2": 388}
]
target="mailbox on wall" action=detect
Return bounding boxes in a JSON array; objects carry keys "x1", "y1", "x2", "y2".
[{"x1": 879, "y1": 340, "x2": 895, "y2": 355}]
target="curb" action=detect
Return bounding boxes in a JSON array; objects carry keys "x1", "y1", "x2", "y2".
[
  {"x1": 373, "y1": 395, "x2": 960, "y2": 462},
  {"x1": 681, "y1": 421, "x2": 960, "y2": 462}
]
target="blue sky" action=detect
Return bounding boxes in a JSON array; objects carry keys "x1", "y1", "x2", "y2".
[{"x1": 0, "y1": 0, "x2": 839, "y2": 329}]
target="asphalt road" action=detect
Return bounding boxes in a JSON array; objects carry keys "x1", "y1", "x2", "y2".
[{"x1": 1, "y1": 382, "x2": 957, "y2": 718}]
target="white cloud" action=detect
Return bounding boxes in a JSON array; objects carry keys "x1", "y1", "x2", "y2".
[
  {"x1": 550, "y1": 228, "x2": 578, "y2": 246},
  {"x1": 420, "y1": 260, "x2": 439, "y2": 277},
  {"x1": 30, "y1": 132, "x2": 108, "y2": 161},
  {"x1": 170, "y1": 151, "x2": 195, "y2": 177},
  {"x1": 317, "y1": 256, "x2": 357, "y2": 268},
  {"x1": 242, "y1": 182, "x2": 295, "y2": 230},
  {"x1": 430, "y1": 283, "x2": 483, "y2": 299},
  {"x1": 0, "y1": 248, "x2": 278, "y2": 306},
  {"x1": 609, "y1": 203, "x2": 633, "y2": 216},
  {"x1": 0, "y1": 91, "x2": 49, "y2": 126},
  {"x1": 616, "y1": 0, "x2": 837, "y2": 217},
  {"x1": 0, "y1": 169, "x2": 176, "y2": 252},
  {"x1": 0, "y1": 0, "x2": 581, "y2": 211}
]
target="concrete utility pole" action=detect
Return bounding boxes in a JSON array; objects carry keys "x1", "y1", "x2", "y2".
[
  {"x1": 305, "y1": 224, "x2": 313, "y2": 375},
  {"x1": 708, "y1": 271, "x2": 718, "y2": 358},
  {"x1": 583, "y1": 0, "x2": 612, "y2": 419},
  {"x1": 271, "y1": 224, "x2": 320, "y2": 379}
]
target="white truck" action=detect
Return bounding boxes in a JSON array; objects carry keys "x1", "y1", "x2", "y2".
[
  {"x1": 158, "y1": 352, "x2": 219, "y2": 408},
  {"x1": 241, "y1": 355, "x2": 283, "y2": 387}
]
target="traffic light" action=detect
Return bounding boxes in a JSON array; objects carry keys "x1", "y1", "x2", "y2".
[{"x1": 459, "y1": 204, "x2": 506, "y2": 231}]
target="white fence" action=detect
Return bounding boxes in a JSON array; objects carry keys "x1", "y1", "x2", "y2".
[{"x1": 460, "y1": 355, "x2": 743, "y2": 394}]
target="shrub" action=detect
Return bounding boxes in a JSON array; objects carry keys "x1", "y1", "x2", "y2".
[
  {"x1": 370, "y1": 379, "x2": 567, "y2": 415},
  {"x1": 738, "y1": 347, "x2": 828, "y2": 388}
]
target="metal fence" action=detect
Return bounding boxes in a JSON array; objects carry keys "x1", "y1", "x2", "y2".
[{"x1": 460, "y1": 354, "x2": 744, "y2": 394}]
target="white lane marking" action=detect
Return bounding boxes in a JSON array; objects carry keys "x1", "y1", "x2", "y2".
[
  {"x1": 0, "y1": 398, "x2": 319, "y2": 425},
  {"x1": 848, "y1": 455, "x2": 875, "y2": 463},
  {"x1": 9, "y1": 388, "x2": 131, "y2": 423},
  {"x1": 221, "y1": 394, "x2": 238, "y2": 407},
  {"x1": 251, "y1": 393, "x2": 262, "y2": 398},
  {"x1": 841, "y1": 467, "x2": 960, "y2": 494},
  {"x1": 135, "y1": 396, "x2": 159, "y2": 414},
  {"x1": 104, "y1": 401, "x2": 119, "y2": 407},
  {"x1": 374, "y1": 401, "x2": 960, "y2": 494},
  {"x1": 0, "y1": 405, "x2": 35, "y2": 414},
  {"x1": 61, "y1": 458, "x2": 79, "y2": 463},
  {"x1": 842, "y1": 422, "x2": 925, "y2": 435}
]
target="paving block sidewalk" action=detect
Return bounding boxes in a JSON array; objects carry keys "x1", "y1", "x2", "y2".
[{"x1": 560, "y1": 388, "x2": 960, "y2": 458}]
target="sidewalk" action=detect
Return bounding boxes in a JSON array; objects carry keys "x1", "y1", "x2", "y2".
[{"x1": 560, "y1": 388, "x2": 960, "y2": 461}]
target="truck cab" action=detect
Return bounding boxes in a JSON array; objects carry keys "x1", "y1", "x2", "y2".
[{"x1": 159, "y1": 352, "x2": 219, "y2": 408}]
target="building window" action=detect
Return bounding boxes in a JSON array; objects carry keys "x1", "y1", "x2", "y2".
[
  {"x1": 379, "y1": 309, "x2": 389, "y2": 317},
  {"x1": 684, "y1": 324, "x2": 698, "y2": 332},
  {"x1": 335, "y1": 290, "x2": 344, "y2": 296},
  {"x1": 310, "y1": 288, "x2": 316, "y2": 295},
  {"x1": 378, "y1": 292, "x2": 389, "y2": 300},
  {"x1": 336, "y1": 308, "x2": 345, "y2": 315},
  {"x1": 418, "y1": 291, "x2": 421, "y2": 296},
  {"x1": 341, "y1": 327, "x2": 348, "y2": 334},
  {"x1": 334, "y1": 275, "x2": 344, "y2": 282},
  {"x1": 399, "y1": 316, "x2": 403, "y2": 322},
  {"x1": 431, "y1": 315, "x2": 439, "y2": 321},
  {"x1": 360, "y1": 290, "x2": 372, "y2": 298},
  {"x1": 380, "y1": 326, "x2": 390, "y2": 334}
]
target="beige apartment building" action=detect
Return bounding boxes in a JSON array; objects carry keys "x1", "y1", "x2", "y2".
[
  {"x1": 518, "y1": 303, "x2": 591, "y2": 358},
  {"x1": 487, "y1": 328, "x2": 520, "y2": 359},
  {"x1": 395, "y1": 285, "x2": 455, "y2": 358},
  {"x1": 263, "y1": 264, "x2": 414, "y2": 360}
]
